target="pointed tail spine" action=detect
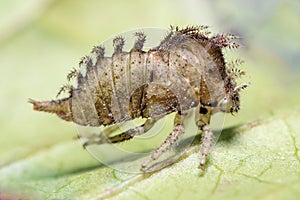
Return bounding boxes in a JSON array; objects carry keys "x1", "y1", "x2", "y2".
[{"x1": 28, "y1": 97, "x2": 72, "y2": 122}]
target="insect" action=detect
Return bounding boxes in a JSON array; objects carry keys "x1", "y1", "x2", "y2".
[{"x1": 29, "y1": 26, "x2": 248, "y2": 172}]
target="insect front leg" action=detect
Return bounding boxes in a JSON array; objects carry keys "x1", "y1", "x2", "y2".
[
  {"x1": 141, "y1": 112, "x2": 184, "y2": 172},
  {"x1": 196, "y1": 105, "x2": 214, "y2": 170},
  {"x1": 82, "y1": 118, "x2": 157, "y2": 147}
]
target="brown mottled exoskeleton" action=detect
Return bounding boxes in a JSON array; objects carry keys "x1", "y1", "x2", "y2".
[{"x1": 29, "y1": 26, "x2": 248, "y2": 171}]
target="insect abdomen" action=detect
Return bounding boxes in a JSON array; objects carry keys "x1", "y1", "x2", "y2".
[{"x1": 71, "y1": 46, "x2": 201, "y2": 126}]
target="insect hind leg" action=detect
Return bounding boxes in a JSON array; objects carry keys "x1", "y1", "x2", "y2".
[{"x1": 82, "y1": 118, "x2": 156, "y2": 147}]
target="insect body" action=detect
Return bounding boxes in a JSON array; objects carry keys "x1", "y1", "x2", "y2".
[{"x1": 29, "y1": 26, "x2": 248, "y2": 171}]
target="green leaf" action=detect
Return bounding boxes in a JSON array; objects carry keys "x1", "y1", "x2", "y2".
[{"x1": 1, "y1": 111, "x2": 300, "y2": 199}]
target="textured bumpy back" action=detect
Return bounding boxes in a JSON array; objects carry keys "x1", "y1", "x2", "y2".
[
  {"x1": 68, "y1": 26, "x2": 241, "y2": 127},
  {"x1": 30, "y1": 26, "x2": 247, "y2": 128}
]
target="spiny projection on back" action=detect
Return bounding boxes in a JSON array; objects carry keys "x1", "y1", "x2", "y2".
[{"x1": 29, "y1": 25, "x2": 248, "y2": 172}]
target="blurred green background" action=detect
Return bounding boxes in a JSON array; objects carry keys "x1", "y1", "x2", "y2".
[{"x1": 0, "y1": 0, "x2": 300, "y2": 199}]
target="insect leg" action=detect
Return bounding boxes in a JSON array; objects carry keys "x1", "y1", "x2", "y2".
[
  {"x1": 102, "y1": 125, "x2": 120, "y2": 137},
  {"x1": 82, "y1": 118, "x2": 157, "y2": 147},
  {"x1": 140, "y1": 112, "x2": 184, "y2": 171},
  {"x1": 78, "y1": 124, "x2": 120, "y2": 141},
  {"x1": 198, "y1": 124, "x2": 214, "y2": 169},
  {"x1": 196, "y1": 105, "x2": 215, "y2": 170}
]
